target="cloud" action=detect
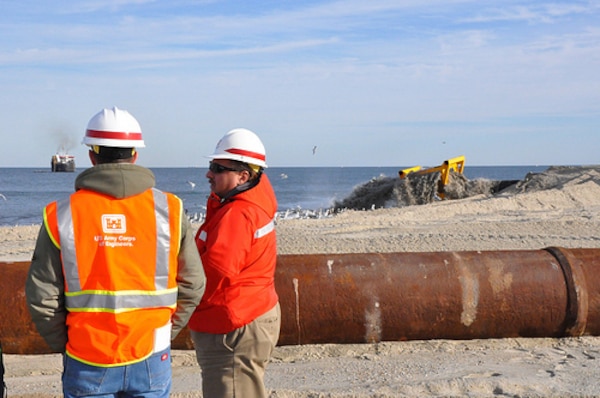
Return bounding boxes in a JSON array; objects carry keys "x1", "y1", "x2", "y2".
[
  {"x1": 1, "y1": 0, "x2": 599, "y2": 166},
  {"x1": 460, "y1": 2, "x2": 599, "y2": 24}
]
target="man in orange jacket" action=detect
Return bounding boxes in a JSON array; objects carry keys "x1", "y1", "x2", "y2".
[
  {"x1": 188, "y1": 128, "x2": 280, "y2": 397},
  {"x1": 25, "y1": 107, "x2": 206, "y2": 398}
]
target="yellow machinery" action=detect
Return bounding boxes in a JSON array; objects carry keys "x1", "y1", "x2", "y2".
[{"x1": 398, "y1": 155, "x2": 465, "y2": 199}]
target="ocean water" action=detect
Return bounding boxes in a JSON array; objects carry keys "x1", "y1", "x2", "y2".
[{"x1": 0, "y1": 165, "x2": 550, "y2": 226}]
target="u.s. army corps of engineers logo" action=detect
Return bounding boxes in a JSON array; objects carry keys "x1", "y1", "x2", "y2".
[{"x1": 102, "y1": 214, "x2": 126, "y2": 234}]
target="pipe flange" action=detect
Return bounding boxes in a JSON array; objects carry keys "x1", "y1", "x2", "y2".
[{"x1": 545, "y1": 246, "x2": 589, "y2": 336}]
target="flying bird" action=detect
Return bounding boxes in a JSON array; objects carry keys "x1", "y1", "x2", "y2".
[
  {"x1": 312, "y1": 145, "x2": 317, "y2": 155},
  {"x1": 186, "y1": 181, "x2": 196, "y2": 190}
]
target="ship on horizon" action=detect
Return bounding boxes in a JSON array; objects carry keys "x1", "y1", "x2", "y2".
[{"x1": 51, "y1": 153, "x2": 75, "y2": 172}]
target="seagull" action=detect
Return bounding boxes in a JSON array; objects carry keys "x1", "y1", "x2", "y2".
[
  {"x1": 312, "y1": 145, "x2": 317, "y2": 155},
  {"x1": 186, "y1": 181, "x2": 196, "y2": 190},
  {"x1": 0, "y1": 193, "x2": 6, "y2": 200}
]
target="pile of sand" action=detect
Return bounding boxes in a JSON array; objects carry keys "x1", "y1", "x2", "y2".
[
  {"x1": 2, "y1": 165, "x2": 600, "y2": 397},
  {"x1": 277, "y1": 165, "x2": 600, "y2": 255}
]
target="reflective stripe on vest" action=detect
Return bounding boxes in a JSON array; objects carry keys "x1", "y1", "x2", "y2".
[
  {"x1": 57, "y1": 188, "x2": 177, "y2": 312},
  {"x1": 198, "y1": 218, "x2": 275, "y2": 243}
]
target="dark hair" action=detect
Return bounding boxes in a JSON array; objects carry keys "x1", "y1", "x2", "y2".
[
  {"x1": 92, "y1": 146, "x2": 136, "y2": 164},
  {"x1": 230, "y1": 160, "x2": 261, "y2": 180}
]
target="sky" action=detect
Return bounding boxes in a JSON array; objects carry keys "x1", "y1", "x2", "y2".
[{"x1": 1, "y1": 0, "x2": 599, "y2": 168}]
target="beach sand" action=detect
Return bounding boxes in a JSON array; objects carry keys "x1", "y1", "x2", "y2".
[{"x1": 2, "y1": 165, "x2": 600, "y2": 397}]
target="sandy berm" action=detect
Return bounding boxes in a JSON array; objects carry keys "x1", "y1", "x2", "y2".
[{"x1": 2, "y1": 166, "x2": 600, "y2": 397}]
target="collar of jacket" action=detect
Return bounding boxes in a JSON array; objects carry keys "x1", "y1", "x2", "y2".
[{"x1": 219, "y1": 172, "x2": 262, "y2": 203}]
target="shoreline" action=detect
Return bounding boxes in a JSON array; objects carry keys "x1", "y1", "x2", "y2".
[{"x1": 4, "y1": 183, "x2": 600, "y2": 261}]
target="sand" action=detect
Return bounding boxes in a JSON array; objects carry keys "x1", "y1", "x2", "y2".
[{"x1": 2, "y1": 165, "x2": 600, "y2": 397}]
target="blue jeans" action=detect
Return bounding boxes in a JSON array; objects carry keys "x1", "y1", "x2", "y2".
[{"x1": 62, "y1": 348, "x2": 172, "y2": 398}]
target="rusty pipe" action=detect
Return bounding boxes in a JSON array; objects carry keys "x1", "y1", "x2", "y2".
[
  {"x1": 2, "y1": 247, "x2": 599, "y2": 354},
  {"x1": 276, "y1": 247, "x2": 598, "y2": 345}
]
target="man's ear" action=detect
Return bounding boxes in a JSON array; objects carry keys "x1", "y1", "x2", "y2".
[
  {"x1": 239, "y1": 170, "x2": 250, "y2": 184},
  {"x1": 89, "y1": 150, "x2": 97, "y2": 165}
]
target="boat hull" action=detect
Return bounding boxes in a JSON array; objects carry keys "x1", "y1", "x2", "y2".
[{"x1": 51, "y1": 155, "x2": 75, "y2": 172}]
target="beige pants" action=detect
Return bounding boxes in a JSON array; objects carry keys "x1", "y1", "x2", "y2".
[{"x1": 190, "y1": 303, "x2": 281, "y2": 398}]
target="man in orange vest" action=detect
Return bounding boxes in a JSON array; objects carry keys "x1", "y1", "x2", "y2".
[{"x1": 25, "y1": 107, "x2": 206, "y2": 398}]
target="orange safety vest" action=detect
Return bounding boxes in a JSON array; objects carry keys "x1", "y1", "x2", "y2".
[{"x1": 44, "y1": 188, "x2": 182, "y2": 367}]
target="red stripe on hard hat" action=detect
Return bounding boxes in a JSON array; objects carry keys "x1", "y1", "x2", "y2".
[
  {"x1": 225, "y1": 148, "x2": 266, "y2": 161},
  {"x1": 86, "y1": 129, "x2": 142, "y2": 140}
]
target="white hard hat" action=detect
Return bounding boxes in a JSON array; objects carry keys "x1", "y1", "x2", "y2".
[
  {"x1": 208, "y1": 128, "x2": 267, "y2": 168},
  {"x1": 82, "y1": 106, "x2": 145, "y2": 148}
]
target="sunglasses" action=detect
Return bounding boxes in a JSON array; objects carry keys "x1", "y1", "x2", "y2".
[{"x1": 209, "y1": 162, "x2": 242, "y2": 174}]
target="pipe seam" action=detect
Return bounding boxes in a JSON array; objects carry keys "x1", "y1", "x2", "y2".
[{"x1": 544, "y1": 247, "x2": 589, "y2": 337}]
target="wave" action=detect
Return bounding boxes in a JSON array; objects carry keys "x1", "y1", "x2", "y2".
[{"x1": 187, "y1": 166, "x2": 600, "y2": 223}]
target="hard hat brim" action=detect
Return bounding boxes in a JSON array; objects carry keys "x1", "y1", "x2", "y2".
[
  {"x1": 82, "y1": 136, "x2": 146, "y2": 148},
  {"x1": 206, "y1": 153, "x2": 267, "y2": 168}
]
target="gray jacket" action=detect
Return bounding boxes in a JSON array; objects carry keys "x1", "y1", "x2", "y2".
[{"x1": 25, "y1": 163, "x2": 205, "y2": 352}]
